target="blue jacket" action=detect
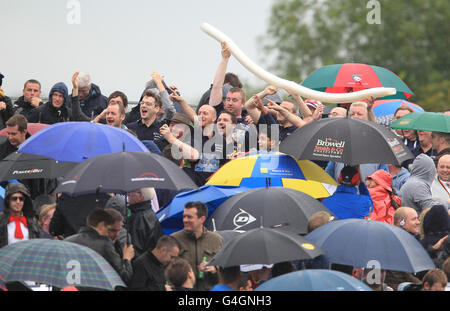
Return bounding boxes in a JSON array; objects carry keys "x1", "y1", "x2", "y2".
[
  {"x1": 391, "y1": 167, "x2": 410, "y2": 193},
  {"x1": 321, "y1": 183, "x2": 373, "y2": 220}
]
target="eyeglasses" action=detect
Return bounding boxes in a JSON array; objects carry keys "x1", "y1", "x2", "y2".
[
  {"x1": 10, "y1": 196, "x2": 25, "y2": 202},
  {"x1": 225, "y1": 97, "x2": 241, "y2": 103},
  {"x1": 140, "y1": 101, "x2": 156, "y2": 107}
]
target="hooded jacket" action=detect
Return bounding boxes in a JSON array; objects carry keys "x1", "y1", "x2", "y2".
[
  {"x1": 27, "y1": 82, "x2": 72, "y2": 124},
  {"x1": 399, "y1": 154, "x2": 437, "y2": 214},
  {"x1": 0, "y1": 183, "x2": 40, "y2": 248},
  {"x1": 420, "y1": 204, "x2": 450, "y2": 260},
  {"x1": 368, "y1": 169, "x2": 401, "y2": 225}
]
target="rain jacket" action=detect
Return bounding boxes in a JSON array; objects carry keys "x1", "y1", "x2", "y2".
[
  {"x1": 76, "y1": 83, "x2": 107, "y2": 118},
  {"x1": 391, "y1": 167, "x2": 410, "y2": 193},
  {"x1": 171, "y1": 227, "x2": 224, "y2": 291},
  {"x1": 0, "y1": 183, "x2": 40, "y2": 248},
  {"x1": 420, "y1": 204, "x2": 450, "y2": 261},
  {"x1": 321, "y1": 183, "x2": 373, "y2": 220},
  {"x1": 12, "y1": 96, "x2": 43, "y2": 121},
  {"x1": 399, "y1": 154, "x2": 437, "y2": 214},
  {"x1": 368, "y1": 170, "x2": 401, "y2": 225}
]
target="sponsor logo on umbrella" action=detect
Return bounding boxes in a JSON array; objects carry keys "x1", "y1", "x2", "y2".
[
  {"x1": 352, "y1": 74, "x2": 362, "y2": 82},
  {"x1": 313, "y1": 138, "x2": 346, "y2": 159},
  {"x1": 131, "y1": 172, "x2": 165, "y2": 182},
  {"x1": 12, "y1": 168, "x2": 44, "y2": 175},
  {"x1": 301, "y1": 243, "x2": 315, "y2": 250},
  {"x1": 233, "y1": 208, "x2": 256, "y2": 230}
]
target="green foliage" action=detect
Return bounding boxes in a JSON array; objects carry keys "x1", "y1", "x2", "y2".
[{"x1": 261, "y1": 0, "x2": 449, "y2": 111}]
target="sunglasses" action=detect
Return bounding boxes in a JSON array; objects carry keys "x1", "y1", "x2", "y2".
[{"x1": 10, "y1": 196, "x2": 25, "y2": 202}]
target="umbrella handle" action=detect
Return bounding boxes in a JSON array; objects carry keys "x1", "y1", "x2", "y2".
[{"x1": 201, "y1": 23, "x2": 396, "y2": 103}]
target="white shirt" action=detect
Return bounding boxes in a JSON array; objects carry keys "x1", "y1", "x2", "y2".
[{"x1": 7, "y1": 221, "x2": 29, "y2": 245}]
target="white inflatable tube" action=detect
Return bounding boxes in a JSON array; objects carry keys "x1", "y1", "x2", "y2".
[{"x1": 201, "y1": 23, "x2": 396, "y2": 103}]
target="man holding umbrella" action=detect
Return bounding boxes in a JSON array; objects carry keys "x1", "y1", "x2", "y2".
[{"x1": 171, "y1": 201, "x2": 224, "y2": 291}]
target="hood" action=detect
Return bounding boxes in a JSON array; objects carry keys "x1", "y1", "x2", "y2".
[
  {"x1": 423, "y1": 204, "x2": 450, "y2": 235},
  {"x1": 49, "y1": 82, "x2": 69, "y2": 107},
  {"x1": 3, "y1": 183, "x2": 34, "y2": 218},
  {"x1": 86, "y1": 83, "x2": 102, "y2": 99},
  {"x1": 368, "y1": 169, "x2": 393, "y2": 192},
  {"x1": 410, "y1": 154, "x2": 436, "y2": 184}
]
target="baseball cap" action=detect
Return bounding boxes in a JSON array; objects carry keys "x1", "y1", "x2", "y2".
[
  {"x1": 339, "y1": 165, "x2": 359, "y2": 186},
  {"x1": 305, "y1": 99, "x2": 322, "y2": 109}
]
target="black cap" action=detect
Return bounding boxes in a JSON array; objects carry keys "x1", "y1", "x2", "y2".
[{"x1": 339, "y1": 165, "x2": 359, "y2": 186}]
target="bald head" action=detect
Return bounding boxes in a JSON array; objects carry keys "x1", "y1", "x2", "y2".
[
  {"x1": 198, "y1": 105, "x2": 217, "y2": 127},
  {"x1": 393, "y1": 207, "x2": 420, "y2": 235},
  {"x1": 329, "y1": 107, "x2": 347, "y2": 118}
]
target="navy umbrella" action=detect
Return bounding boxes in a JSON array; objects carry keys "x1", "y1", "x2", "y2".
[
  {"x1": 255, "y1": 269, "x2": 372, "y2": 291},
  {"x1": 279, "y1": 117, "x2": 414, "y2": 166},
  {"x1": 18, "y1": 122, "x2": 148, "y2": 162},
  {"x1": 54, "y1": 151, "x2": 198, "y2": 196},
  {"x1": 305, "y1": 218, "x2": 435, "y2": 273}
]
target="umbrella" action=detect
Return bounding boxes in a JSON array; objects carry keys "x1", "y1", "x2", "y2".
[
  {"x1": 0, "y1": 123, "x2": 49, "y2": 136},
  {"x1": 390, "y1": 112, "x2": 450, "y2": 133},
  {"x1": 372, "y1": 99, "x2": 425, "y2": 126},
  {"x1": 54, "y1": 151, "x2": 198, "y2": 196},
  {"x1": 0, "y1": 152, "x2": 77, "y2": 181},
  {"x1": 205, "y1": 187, "x2": 334, "y2": 234},
  {"x1": 18, "y1": 122, "x2": 149, "y2": 162},
  {"x1": 279, "y1": 116, "x2": 414, "y2": 166},
  {"x1": 215, "y1": 230, "x2": 243, "y2": 244},
  {"x1": 206, "y1": 152, "x2": 337, "y2": 199},
  {"x1": 255, "y1": 270, "x2": 372, "y2": 291},
  {"x1": 305, "y1": 218, "x2": 435, "y2": 273},
  {"x1": 0, "y1": 239, "x2": 126, "y2": 290},
  {"x1": 156, "y1": 185, "x2": 250, "y2": 235},
  {"x1": 207, "y1": 227, "x2": 324, "y2": 268},
  {"x1": 301, "y1": 63, "x2": 414, "y2": 100}
]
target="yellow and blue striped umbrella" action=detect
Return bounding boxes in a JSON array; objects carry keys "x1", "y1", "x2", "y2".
[{"x1": 206, "y1": 152, "x2": 337, "y2": 198}]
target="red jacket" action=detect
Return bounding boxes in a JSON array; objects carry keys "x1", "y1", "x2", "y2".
[{"x1": 368, "y1": 170, "x2": 401, "y2": 224}]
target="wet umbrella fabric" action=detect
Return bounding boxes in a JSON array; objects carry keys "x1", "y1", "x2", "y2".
[
  {"x1": 156, "y1": 185, "x2": 249, "y2": 235},
  {"x1": 18, "y1": 122, "x2": 149, "y2": 162},
  {"x1": 305, "y1": 218, "x2": 435, "y2": 273},
  {"x1": 0, "y1": 239, "x2": 126, "y2": 290},
  {"x1": 206, "y1": 152, "x2": 337, "y2": 199},
  {"x1": 54, "y1": 151, "x2": 198, "y2": 196},
  {"x1": 279, "y1": 117, "x2": 414, "y2": 166},
  {"x1": 255, "y1": 270, "x2": 372, "y2": 291},
  {"x1": 301, "y1": 63, "x2": 414, "y2": 100},
  {"x1": 0, "y1": 152, "x2": 77, "y2": 181},
  {"x1": 390, "y1": 112, "x2": 450, "y2": 133},
  {"x1": 205, "y1": 187, "x2": 333, "y2": 234},
  {"x1": 208, "y1": 227, "x2": 324, "y2": 268}
]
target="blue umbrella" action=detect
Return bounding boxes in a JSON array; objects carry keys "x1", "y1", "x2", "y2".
[
  {"x1": 255, "y1": 270, "x2": 373, "y2": 291},
  {"x1": 18, "y1": 122, "x2": 149, "y2": 162},
  {"x1": 305, "y1": 219, "x2": 435, "y2": 273},
  {"x1": 156, "y1": 185, "x2": 250, "y2": 234}
]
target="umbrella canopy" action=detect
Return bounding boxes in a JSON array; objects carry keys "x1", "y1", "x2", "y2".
[
  {"x1": 372, "y1": 99, "x2": 425, "y2": 126},
  {"x1": 54, "y1": 151, "x2": 198, "y2": 196},
  {"x1": 208, "y1": 227, "x2": 324, "y2": 268},
  {"x1": 0, "y1": 152, "x2": 77, "y2": 181},
  {"x1": 301, "y1": 63, "x2": 414, "y2": 100},
  {"x1": 390, "y1": 112, "x2": 450, "y2": 133},
  {"x1": 215, "y1": 230, "x2": 243, "y2": 244},
  {"x1": 279, "y1": 117, "x2": 414, "y2": 166},
  {"x1": 156, "y1": 185, "x2": 250, "y2": 235},
  {"x1": 305, "y1": 218, "x2": 435, "y2": 273},
  {"x1": 206, "y1": 152, "x2": 337, "y2": 199},
  {"x1": 255, "y1": 270, "x2": 372, "y2": 291},
  {"x1": 205, "y1": 187, "x2": 334, "y2": 234},
  {"x1": 0, "y1": 123, "x2": 49, "y2": 136},
  {"x1": 18, "y1": 122, "x2": 149, "y2": 162},
  {"x1": 0, "y1": 239, "x2": 126, "y2": 290}
]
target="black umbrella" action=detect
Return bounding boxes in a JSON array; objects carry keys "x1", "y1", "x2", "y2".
[
  {"x1": 208, "y1": 227, "x2": 324, "y2": 268},
  {"x1": 205, "y1": 187, "x2": 333, "y2": 234},
  {"x1": 279, "y1": 117, "x2": 414, "y2": 166},
  {"x1": 0, "y1": 152, "x2": 77, "y2": 181},
  {"x1": 53, "y1": 151, "x2": 198, "y2": 196}
]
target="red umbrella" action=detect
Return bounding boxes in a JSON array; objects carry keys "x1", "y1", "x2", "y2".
[{"x1": 0, "y1": 123, "x2": 49, "y2": 136}]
